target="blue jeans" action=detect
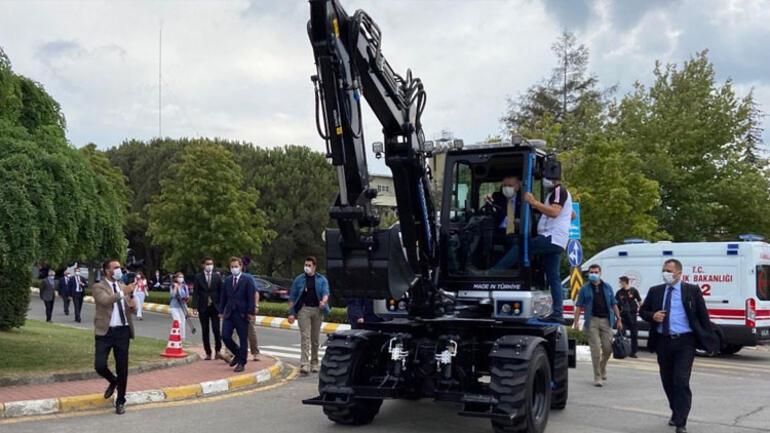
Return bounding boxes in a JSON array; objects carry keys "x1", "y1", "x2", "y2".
[{"x1": 492, "y1": 235, "x2": 565, "y2": 316}]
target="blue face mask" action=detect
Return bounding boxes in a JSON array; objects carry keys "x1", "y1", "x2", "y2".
[{"x1": 588, "y1": 273, "x2": 600, "y2": 282}]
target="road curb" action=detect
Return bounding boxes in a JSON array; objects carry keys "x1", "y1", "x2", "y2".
[{"x1": 0, "y1": 359, "x2": 286, "y2": 419}]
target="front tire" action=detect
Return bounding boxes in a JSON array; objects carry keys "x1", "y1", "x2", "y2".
[
  {"x1": 318, "y1": 340, "x2": 383, "y2": 425},
  {"x1": 490, "y1": 345, "x2": 551, "y2": 433}
]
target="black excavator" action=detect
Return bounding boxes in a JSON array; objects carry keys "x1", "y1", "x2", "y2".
[{"x1": 302, "y1": 1, "x2": 576, "y2": 432}]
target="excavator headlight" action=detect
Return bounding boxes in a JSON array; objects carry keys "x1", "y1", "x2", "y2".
[
  {"x1": 372, "y1": 141, "x2": 384, "y2": 154},
  {"x1": 453, "y1": 139, "x2": 464, "y2": 150},
  {"x1": 423, "y1": 140, "x2": 434, "y2": 153}
]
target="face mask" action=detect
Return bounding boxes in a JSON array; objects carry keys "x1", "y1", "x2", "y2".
[
  {"x1": 231, "y1": 267, "x2": 241, "y2": 276},
  {"x1": 502, "y1": 186, "x2": 516, "y2": 198},
  {"x1": 204, "y1": 264, "x2": 214, "y2": 273},
  {"x1": 662, "y1": 271, "x2": 676, "y2": 285},
  {"x1": 48, "y1": 275, "x2": 55, "y2": 280},
  {"x1": 588, "y1": 273, "x2": 600, "y2": 282},
  {"x1": 543, "y1": 179, "x2": 557, "y2": 190},
  {"x1": 175, "y1": 277, "x2": 184, "y2": 284},
  {"x1": 304, "y1": 266, "x2": 312, "y2": 275},
  {"x1": 112, "y1": 268, "x2": 123, "y2": 281}
]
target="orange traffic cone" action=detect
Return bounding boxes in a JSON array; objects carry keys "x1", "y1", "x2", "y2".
[{"x1": 161, "y1": 320, "x2": 187, "y2": 358}]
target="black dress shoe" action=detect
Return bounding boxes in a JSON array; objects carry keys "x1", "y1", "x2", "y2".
[
  {"x1": 229, "y1": 358, "x2": 239, "y2": 367},
  {"x1": 104, "y1": 382, "x2": 117, "y2": 399},
  {"x1": 204, "y1": 354, "x2": 212, "y2": 360},
  {"x1": 233, "y1": 364, "x2": 245, "y2": 373},
  {"x1": 668, "y1": 419, "x2": 675, "y2": 426},
  {"x1": 676, "y1": 427, "x2": 687, "y2": 433},
  {"x1": 115, "y1": 403, "x2": 125, "y2": 415}
]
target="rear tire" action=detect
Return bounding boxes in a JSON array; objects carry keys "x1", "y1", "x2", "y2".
[
  {"x1": 318, "y1": 341, "x2": 383, "y2": 425},
  {"x1": 490, "y1": 346, "x2": 551, "y2": 433},
  {"x1": 720, "y1": 344, "x2": 743, "y2": 355},
  {"x1": 550, "y1": 347, "x2": 568, "y2": 410}
]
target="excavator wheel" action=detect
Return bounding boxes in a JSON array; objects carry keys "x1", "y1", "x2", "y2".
[
  {"x1": 550, "y1": 328, "x2": 569, "y2": 410},
  {"x1": 490, "y1": 345, "x2": 551, "y2": 433},
  {"x1": 318, "y1": 340, "x2": 383, "y2": 425}
]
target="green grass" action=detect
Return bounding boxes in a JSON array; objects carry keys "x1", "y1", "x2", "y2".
[{"x1": 0, "y1": 319, "x2": 168, "y2": 380}]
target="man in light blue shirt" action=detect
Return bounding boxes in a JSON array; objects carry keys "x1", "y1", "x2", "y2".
[{"x1": 656, "y1": 280, "x2": 693, "y2": 335}]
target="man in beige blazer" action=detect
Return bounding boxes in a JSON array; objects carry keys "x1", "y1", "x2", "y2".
[{"x1": 93, "y1": 259, "x2": 135, "y2": 415}]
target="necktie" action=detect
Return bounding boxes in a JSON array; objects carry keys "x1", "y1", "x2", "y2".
[
  {"x1": 233, "y1": 277, "x2": 239, "y2": 289},
  {"x1": 662, "y1": 286, "x2": 674, "y2": 335},
  {"x1": 506, "y1": 197, "x2": 515, "y2": 235},
  {"x1": 206, "y1": 273, "x2": 211, "y2": 287},
  {"x1": 112, "y1": 282, "x2": 128, "y2": 326}
]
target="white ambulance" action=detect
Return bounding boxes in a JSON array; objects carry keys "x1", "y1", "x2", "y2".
[{"x1": 563, "y1": 238, "x2": 770, "y2": 354}]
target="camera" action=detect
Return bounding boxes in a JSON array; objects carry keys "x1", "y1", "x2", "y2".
[{"x1": 124, "y1": 271, "x2": 137, "y2": 285}]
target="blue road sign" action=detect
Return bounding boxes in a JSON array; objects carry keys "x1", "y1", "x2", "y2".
[
  {"x1": 569, "y1": 202, "x2": 581, "y2": 240},
  {"x1": 567, "y1": 239, "x2": 583, "y2": 267}
]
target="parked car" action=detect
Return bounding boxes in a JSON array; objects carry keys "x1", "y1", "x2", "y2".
[{"x1": 253, "y1": 277, "x2": 289, "y2": 302}]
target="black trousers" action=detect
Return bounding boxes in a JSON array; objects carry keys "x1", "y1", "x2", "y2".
[
  {"x1": 73, "y1": 292, "x2": 84, "y2": 321},
  {"x1": 198, "y1": 304, "x2": 222, "y2": 355},
  {"x1": 62, "y1": 295, "x2": 71, "y2": 315},
  {"x1": 656, "y1": 333, "x2": 696, "y2": 427},
  {"x1": 222, "y1": 314, "x2": 249, "y2": 366},
  {"x1": 95, "y1": 326, "x2": 131, "y2": 405},
  {"x1": 621, "y1": 313, "x2": 639, "y2": 355},
  {"x1": 44, "y1": 299, "x2": 55, "y2": 321}
]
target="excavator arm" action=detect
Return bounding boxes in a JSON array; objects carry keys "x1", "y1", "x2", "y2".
[{"x1": 308, "y1": 0, "x2": 441, "y2": 317}]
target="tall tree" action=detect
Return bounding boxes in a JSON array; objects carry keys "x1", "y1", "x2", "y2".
[
  {"x1": 146, "y1": 143, "x2": 274, "y2": 272},
  {"x1": 0, "y1": 48, "x2": 127, "y2": 329},
  {"x1": 503, "y1": 31, "x2": 608, "y2": 152},
  {"x1": 613, "y1": 51, "x2": 770, "y2": 241},
  {"x1": 235, "y1": 145, "x2": 336, "y2": 276},
  {"x1": 560, "y1": 135, "x2": 665, "y2": 255}
]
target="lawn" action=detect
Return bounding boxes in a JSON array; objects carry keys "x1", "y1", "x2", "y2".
[{"x1": 0, "y1": 320, "x2": 168, "y2": 381}]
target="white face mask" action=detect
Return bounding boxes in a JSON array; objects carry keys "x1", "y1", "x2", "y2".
[
  {"x1": 112, "y1": 268, "x2": 123, "y2": 281},
  {"x1": 304, "y1": 266, "x2": 313, "y2": 275},
  {"x1": 543, "y1": 179, "x2": 557, "y2": 190},
  {"x1": 48, "y1": 274, "x2": 55, "y2": 280},
  {"x1": 662, "y1": 271, "x2": 676, "y2": 285},
  {"x1": 204, "y1": 264, "x2": 214, "y2": 273},
  {"x1": 176, "y1": 277, "x2": 184, "y2": 284},
  {"x1": 502, "y1": 186, "x2": 516, "y2": 198},
  {"x1": 231, "y1": 267, "x2": 241, "y2": 277}
]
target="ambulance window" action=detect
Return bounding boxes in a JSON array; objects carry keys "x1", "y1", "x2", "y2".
[{"x1": 756, "y1": 265, "x2": 770, "y2": 301}]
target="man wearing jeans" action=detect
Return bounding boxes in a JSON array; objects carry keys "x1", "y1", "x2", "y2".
[
  {"x1": 573, "y1": 264, "x2": 622, "y2": 387},
  {"x1": 287, "y1": 256, "x2": 330, "y2": 375}
]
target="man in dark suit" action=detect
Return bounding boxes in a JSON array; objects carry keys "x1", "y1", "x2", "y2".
[
  {"x1": 193, "y1": 257, "x2": 224, "y2": 360},
  {"x1": 219, "y1": 256, "x2": 257, "y2": 372},
  {"x1": 59, "y1": 270, "x2": 74, "y2": 316},
  {"x1": 484, "y1": 175, "x2": 521, "y2": 231},
  {"x1": 640, "y1": 258, "x2": 718, "y2": 433},
  {"x1": 72, "y1": 266, "x2": 87, "y2": 322},
  {"x1": 40, "y1": 270, "x2": 57, "y2": 322}
]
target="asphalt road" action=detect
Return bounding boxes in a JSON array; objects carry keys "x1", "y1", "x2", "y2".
[{"x1": 10, "y1": 297, "x2": 770, "y2": 433}]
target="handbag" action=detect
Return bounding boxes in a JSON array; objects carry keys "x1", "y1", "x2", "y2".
[{"x1": 612, "y1": 330, "x2": 631, "y2": 359}]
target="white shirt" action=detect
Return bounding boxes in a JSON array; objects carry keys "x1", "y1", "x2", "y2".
[
  {"x1": 536, "y1": 185, "x2": 572, "y2": 249},
  {"x1": 108, "y1": 280, "x2": 129, "y2": 327}
]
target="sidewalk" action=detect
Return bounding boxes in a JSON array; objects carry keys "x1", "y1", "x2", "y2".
[{"x1": 0, "y1": 345, "x2": 286, "y2": 418}]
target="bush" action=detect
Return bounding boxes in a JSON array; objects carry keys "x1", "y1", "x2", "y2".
[
  {"x1": 0, "y1": 267, "x2": 31, "y2": 330},
  {"x1": 567, "y1": 327, "x2": 588, "y2": 345}
]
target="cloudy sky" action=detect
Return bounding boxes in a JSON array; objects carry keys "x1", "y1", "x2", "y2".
[{"x1": 2, "y1": 0, "x2": 769, "y2": 173}]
